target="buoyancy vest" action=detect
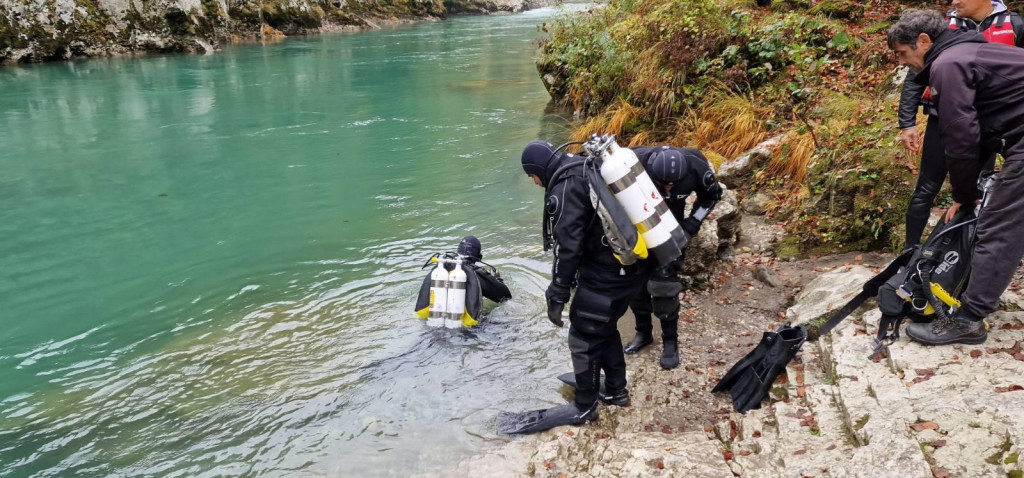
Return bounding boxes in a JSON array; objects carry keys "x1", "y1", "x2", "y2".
[
  {"x1": 952, "y1": 12, "x2": 1017, "y2": 45},
  {"x1": 414, "y1": 255, "x2": 483, "y2": 327},
  {"x1": 923, "y1": 11, "x2": 1020, "y2": 101}
]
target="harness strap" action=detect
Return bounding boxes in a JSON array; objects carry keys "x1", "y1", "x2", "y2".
[{"x1": 817, "y1": 248, "x2": 916, "y2": 337}]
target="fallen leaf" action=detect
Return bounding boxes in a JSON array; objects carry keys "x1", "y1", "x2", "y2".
[
  {"x1": 794, "y1": 449, "x2": 807, "y2": 455},
  {"x1": 543, "y1": 461, "x2": 555, "y2": 470},
  {"x1": 723, "y1": 451, "x2": 734, "y2": 461},
  {"x1": 970, "y1": 350, "x2": 982, "y2": 358},
  {"x1": 932, "y1": 440, "x2": 947, "y2": 448}
]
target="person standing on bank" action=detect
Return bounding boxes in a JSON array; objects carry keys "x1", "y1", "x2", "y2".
[
  {"x1": 622, "y1": 146, "x2": 722, "y2": 369},
  {"x1": 896, "y1": 0, "x2": 1023, "y2": 248},
  {"x1": 887, "y1": 9, "x2": 1024, "y2": 345},
  {"x1": 500, "y1": 140, "x2": 654, "y2": 434}
]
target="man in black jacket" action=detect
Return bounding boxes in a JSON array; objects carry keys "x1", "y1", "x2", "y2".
[
  {"x1": 622, "y1": 146, "x2": 722, "y2": 369},
  {"x1": 888, "y1": 9, "x2": 1024, "y2": 345},
  {"x1": 513, "y1": 140, "x2": 653, "y2": 432},
  {"x1": 895, "y1": 0, "x2": 1023, "y2": 248}
]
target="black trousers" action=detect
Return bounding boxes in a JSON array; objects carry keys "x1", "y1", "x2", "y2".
[
  {"x1": 567, "y1": 267, "x2": 649, "y2": 409},
  {"x1": 628, "y1": 257, "x2": 684, "y2": 341},
  {"x1": 906, "y1": 116, "x2": 997, "y2": 247},
  {"x1": 905, "y1": 116, "x2": 948, "y2": 248},
  {"x1": 961, "y1": 152, "x2": 1024, "y2": 320}
]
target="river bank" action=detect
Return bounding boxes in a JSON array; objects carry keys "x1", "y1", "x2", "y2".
[
  {"x1": 0, "y1": 0, "x2": 551, "y2": 65},
  {"x1": 446, "y1": 210, "x2": 1024, "y2": 477}
]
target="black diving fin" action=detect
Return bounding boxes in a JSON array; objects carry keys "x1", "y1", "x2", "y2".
[
  {"x1": 712, "y1": 324, "x2": 807, "y2": 413},
  {"x1": 496, "y1": 402, "x2": 598, "y2": 435},
  {"x1": 556, "y1": 372, "x2": 607, "y2": 396}
]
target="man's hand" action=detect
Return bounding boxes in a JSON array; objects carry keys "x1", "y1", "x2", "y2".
[
  {"x1": 944, "y1": 202, "x2": 962, "y2": 222},
  {"x1": 900, "y1": 127, "x2": 921, "y2": 152},
  {"x1": 545, "y1": 282, "x2": 570, "y2": 328}
]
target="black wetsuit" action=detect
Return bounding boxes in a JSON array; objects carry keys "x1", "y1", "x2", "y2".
[
  {"x1": 628, "y1": 147, "x2": 722, "y2": 341},
  {"x1": 468, "y1": 264, "x2": 512, "y2": 303},
  {"x1": 544, "y1": 154, "x2": 653, "y2": 409}
]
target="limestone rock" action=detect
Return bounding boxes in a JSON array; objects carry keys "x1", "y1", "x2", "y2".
[
  {"x1": 784, "y1": 265, "x2": 875, "y2": 326},
  {"x1": 716, "y1": 135, "x2": 786, "y2": 189},
  {"x1": 681, "y1": 187, "x2": 740, "y2": 278}
]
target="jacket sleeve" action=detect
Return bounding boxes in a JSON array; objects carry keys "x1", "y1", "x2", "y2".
[
  {"x1": 687, "y1": 151, "x2": 723, "y2": 220},
  {"x1": 931, "y1": 56, "x2": 982, "y2": 204},
  {"x1": 547, "y1": 177, "x2": 590, "y2": 289},
  {"x1": 899, "y1": 69, "x2": 925, "y2": 129},
  {"x1": 476, "y1": 267, "x2": 512, "y2": 302}
]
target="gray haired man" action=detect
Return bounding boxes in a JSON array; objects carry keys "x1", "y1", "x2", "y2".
[{"x1": 887, "y1": 9, "x2": 1024, "y2": 345}]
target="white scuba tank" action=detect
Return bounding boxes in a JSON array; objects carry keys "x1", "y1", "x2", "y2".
[
  {"x1": 597, "y1": 139, "x2": 685, "y2": 265},
  {"x1": 444, "y1": 262, "x2": 468, "y2": 329},
  {"x1": 427, "y1": 255, "x2": 468, "y2": 328},
  {"x1": 427, "y1": 261, "x2": 449, "y2": 327}
]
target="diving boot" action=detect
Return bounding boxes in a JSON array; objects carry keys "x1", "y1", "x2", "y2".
[
  {"x1": 906, "y1": 313, "x2": 988, "y2": 346},
  {"x1": 624, "y1": 331, "x2": 654, "y2": 354},
  {"x1": 599, "y1": 388, "x2": 630, "y2": 407},
  {"x1": 659, "y1": 339, "x2": 680, "y2": 369}
]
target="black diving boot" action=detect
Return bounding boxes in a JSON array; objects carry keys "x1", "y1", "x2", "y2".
[
  {"x1": 600, "y1": 388, "x2": 630, "y2": 406},
  {"x1": 906, "y1": 313, "x2": 988, "y2": 345},
  {"x1": 659, "y1": 339, "x2": 680, "y2": 369},
  {"x1": 624, "y1": 331, "x2": 654, "y2": 354}
]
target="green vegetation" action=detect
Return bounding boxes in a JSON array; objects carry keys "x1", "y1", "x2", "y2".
[{"x1": 537, "y1": 0, "x2": 931, "y2": 254}]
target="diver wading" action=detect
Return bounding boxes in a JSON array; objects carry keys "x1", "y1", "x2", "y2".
[
  {"x1": 414, "y1": 236, "x2": 510, "y2": 328},
  {"x1": 497, "y1": 137, "x2": 675, "y2": 434},
  {"x1": 623, "y1": 146, "x2": 722, "y2": 369}
]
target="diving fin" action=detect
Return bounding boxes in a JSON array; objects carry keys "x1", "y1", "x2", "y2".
[
  {"x1": 496, "y1": 402, "x2": 598, "y2": 435},
  {"x1": 556, "y1": 372, "x2": 607, "y2": 396},
  {"x1": 712, "y1": 324, "x2": 807, "y2": 413}
]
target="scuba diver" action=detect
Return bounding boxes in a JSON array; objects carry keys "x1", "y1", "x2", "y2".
[
  {"x1": 455, "y1": 236, "x2": 511, "y2": 303},
  {"x1": 414, "y1": 236, "x2": 510, "y2": 328},
  {"x1": 497, "y1": 138, "x2": 656, "y2": 435},
  {"x1": 623, "y1": 146, "x2": 722, "y2": 369}
]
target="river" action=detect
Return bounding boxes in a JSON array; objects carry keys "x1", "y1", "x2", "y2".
[{"x1": 0, "y1": 6, "x2": 588, "y2": 476}]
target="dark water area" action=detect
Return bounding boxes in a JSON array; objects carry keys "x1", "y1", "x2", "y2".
[{"x1": 0, "y1": 6, "x2": 590, "y2": 476}]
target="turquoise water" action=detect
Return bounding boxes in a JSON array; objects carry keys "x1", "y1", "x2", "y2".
[{"x1": 0, "y1": 7, "x2": 585, "y2": 476}]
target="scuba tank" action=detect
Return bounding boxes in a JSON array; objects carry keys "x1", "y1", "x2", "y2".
[
  {"x1": 425, "y1": 253, "x2": 468, "y2": 328},
  {"x1": 416, "y1": 252, "x2": 483, "y2": 328},
  {"x1": 443, "y1": 260, "x2": 468, "y2": 329},
  {"x1": 583, "y1": 134, "x2": 686, "y2": 266}
]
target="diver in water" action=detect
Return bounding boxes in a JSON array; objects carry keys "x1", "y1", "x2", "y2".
[
  {"x1": 455, "y1": 235, "x2": 511, "y2": 303},
  {"x1": 498, "y1": 139, "x2": 654, "y2": 435},
  {"x1": 624, "y1": 146, "x2": 722, "y2": 369},
  {"x1": 414, "y1": 236, "x2": 510, "y2": 328}
]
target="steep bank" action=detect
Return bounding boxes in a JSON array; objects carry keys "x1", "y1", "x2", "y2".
[
  {"x1": 534, "y1": 0, "x2": 937, "y2": 255},
  {"x1": 0, "y1": 0, "x2": 549, "y2": 64}
]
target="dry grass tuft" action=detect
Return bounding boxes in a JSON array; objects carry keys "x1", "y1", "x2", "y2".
[
  {"x1": 676, "y1": 93, "x2": 769, "y2": 160},
  {"x1": 767, "y1": 132, "x2": 816, "y2": 185}
]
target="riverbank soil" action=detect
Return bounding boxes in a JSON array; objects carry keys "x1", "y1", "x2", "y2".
[{"x1": 454, "y1": 216, "x2": 1024, "y2": 477}]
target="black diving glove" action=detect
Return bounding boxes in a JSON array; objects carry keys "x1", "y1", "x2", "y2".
[
  {"x1": 545, "y1": 282, "x2": 570, "y2": 327},
  {"x1": 681, "y1": 217, "x2": 701, "y2": 236}
]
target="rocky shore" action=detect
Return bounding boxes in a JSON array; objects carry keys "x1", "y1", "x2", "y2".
[
  {"x1": 0, "y1": 0, "x2": 549, "y2": 65},
  {"x1": 434, "y1": 143, "x2": 1024, "y2": 477}
]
